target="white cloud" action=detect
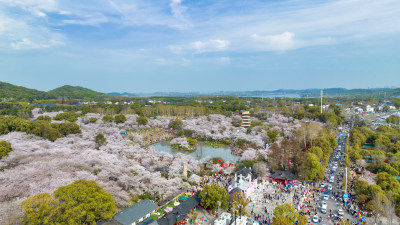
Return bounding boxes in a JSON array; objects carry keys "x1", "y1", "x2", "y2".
[
  {"x1": 251, "y1": 32, "x2": 335, "y2": 51},
  {"x1": 169, "y1": 39, "x2": 230, "y2": 54},
  {"x1": 0, "y1": 13, "x2": 64, "y2": 50},
  {"x1": 191, "y1": 39, "x2": 230, "y2": 52},
  {"x1": 168, "y1": 45, "x2": 183, "y2": 54},
  {"x1": 219, "y1": 57, "x2": 230, "y2": 64},
  {"x1": 10, "y1": 37, "x2": 63, "y2": 50},
  {"x1": 252, "y1": 32, "x2": 296, "y2": 51},
  {"x1": 170, "y1": 0, "x2": 185, "y2": 18}
]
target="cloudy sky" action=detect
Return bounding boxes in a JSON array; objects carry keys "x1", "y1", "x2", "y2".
[{"x1": 0, "y1": 0, "x2": 399, "y2": 93}]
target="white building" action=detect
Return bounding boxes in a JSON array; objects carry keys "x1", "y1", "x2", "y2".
[
  {"x1": 364, "y1": 105, "x2": 374, "y2": 112},
  {"x1": 228, "y1": 168, "x2": 257, "y2": 197},
  {"x1": 214, "y1": 212, "x2": 232, "y2": 225}
]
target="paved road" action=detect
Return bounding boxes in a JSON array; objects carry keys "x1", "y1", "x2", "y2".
[{"x1": 312, "y1": 135, "x2": 360, "y2": 225}]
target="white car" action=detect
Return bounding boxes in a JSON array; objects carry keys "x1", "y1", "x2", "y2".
[
  {"x1": 312, "y1": 215, "x2": 319, "y2": 223},
  {"x1": 323, "y1": 195, "x2": 329, "y2": 200},
  {"x1": 338, "y1": 209, "x2": 344, "y2": 216},
  {"x1": 329, "y1": 177, "x2": 334, "y2": 183},
  {"x1": 327, "y1": 184, "x2": 333, "y2": 190},
  {"x1": 320, "y1": 183, "x2": 325, "y2": 188}
]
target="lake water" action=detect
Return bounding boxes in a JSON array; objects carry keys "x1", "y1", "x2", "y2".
[{"x1": 150, "y1": 141, "x2": 239, "y2": 162}]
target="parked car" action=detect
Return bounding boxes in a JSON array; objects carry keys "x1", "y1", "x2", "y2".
[{"x1": 312, "y1": 215, "x2": 319, "y2": 223}]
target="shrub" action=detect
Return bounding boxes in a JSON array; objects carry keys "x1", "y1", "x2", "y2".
[
  {"x1": 0, "y1": 140, "x2": 12, "y2": 159},
  {"x1": 114, "y1": 114, "x2": 127, "y2": 124},
  {"x1": 36, "y1": 115, "x2": 51, "y2": 122},
  {"x1": 169, "y1": 119, "x2": 183, "y2": 130},
  {"x1": 89, "y1": 117, "x2": 98, "y2": 123},
  {"x1": 136, "y1": 116, "x2": 148, "y2": 125},
  {"x1": 51, "y1": 122, "x2": 82, "y2": 136},
  {"x1": 53, "y1": 111, "x2": 80, "y2": 122},
  {"x1": 102, "y1": 115, "x2": 114, "y2": 123},
  {"x1": 95, "y1": 133, "x2": 107, "y2": 149}
]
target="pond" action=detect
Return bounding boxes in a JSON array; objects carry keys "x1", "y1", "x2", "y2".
[{"x1": 150, "y1": 141, "x2": 239, "y2": 162}]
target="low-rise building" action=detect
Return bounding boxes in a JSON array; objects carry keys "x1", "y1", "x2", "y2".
[
  {"x1": 111, "y1": 199, "x2": 158, "y2": 225},
  {"x1": 156, "y1": 192, "x2": 201, "y2": 225}
]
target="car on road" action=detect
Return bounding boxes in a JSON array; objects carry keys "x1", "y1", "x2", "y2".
[
  {"x1": 327, "y1": 184, "x2": 332, "y2": 190},
  {"x1": 312, "y1": 215, "x2": 320, "y2": 223},
  {"x1": 324, "y1": 190, "x2": 330, "y2": 195},
  {"x1": 338, "y1": 208, "x2": 344, "y2": 216},
  {"x1": 329, "y1": 177, "x2": 334, "y2": 183},
  {"x1": 323, "y1": 194, "x2": 329, "y2": 200}
]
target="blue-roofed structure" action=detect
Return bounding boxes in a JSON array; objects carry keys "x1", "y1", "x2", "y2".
[{"x1": 113, "y1": 199, "x2": 158, "y2": 225}]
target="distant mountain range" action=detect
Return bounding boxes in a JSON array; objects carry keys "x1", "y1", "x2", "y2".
[
  {"x1": 109, "y1": 88, "x2": 400, "y2": 98},
  {"x1": 0, "y1": 82, "x2": 107, "y2": 101},
  {"x1": 1, "y1": 81, "x2": 399, "y2": 101}
]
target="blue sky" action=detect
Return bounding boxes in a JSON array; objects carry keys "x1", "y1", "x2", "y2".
[{"x1": 0, "y1": 0, "x2": 399, "y2": 93}]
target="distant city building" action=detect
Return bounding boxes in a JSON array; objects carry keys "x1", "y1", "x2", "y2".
[
  {"x1": 241, "y1": 111, "x2": 251, "y2": 128},
  {"x1": 363, "y1": 105, "x2": 374, "y2": 113}
]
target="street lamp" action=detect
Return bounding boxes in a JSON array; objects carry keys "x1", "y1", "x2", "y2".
[
  {"x1": 217, "y1": 201, "x2": 221, "y2": 218},
  {"x1": 238, "y1": 204, "x2": 243, "y2": 219},
  {"x1": 233, "y1": 209, "x2": 237, "y2": 225}
]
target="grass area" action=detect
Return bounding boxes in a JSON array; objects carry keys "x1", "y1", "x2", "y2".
[{"x1": 205, "y1": 141, "x2": 226, "y2": 148}]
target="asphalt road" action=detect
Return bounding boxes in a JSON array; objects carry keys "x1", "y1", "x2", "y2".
[{"x1": 312, "y1": 136, "x2": 359, "y2": 225}]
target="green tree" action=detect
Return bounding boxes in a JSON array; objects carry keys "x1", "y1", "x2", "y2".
[
  {"x1": 53, "y1": 179, "x2": 116, "y2": 224},
  {"x1": 236, "y1": 138, "x2": 251, "y2": 147},
  {"x1": 136, "y1": 116, "x2": 148, "y2": 125},
  {"x1": 114, "y1": 114, "x2": 126, "y2": 124},
  {"x1": 53, "y1": 112, "x2": 80, "y2": 122},
  {"x1": 272, "y1": 215, "x2": 291, "y2": 225},
  {"x1": 95, "y1": 134, "x2": 107, "y2": 149},
  {"x1": 169, "y1": 119, "x2": 183, "y2": 130},
  {"x1": 297, "y1": 215, "x2": 308, "y2": 225},
  {"x1": 267, "y1": 129, "x2": 280, "y2": 143},
  {"x1": 199, "y1": 184, "x2": 229, "y2": 211},
  {"x1": 102, "y1": 115, "x2": 113, "y2": 123},
  {"x1": 386, "y1": 115, "x2": 400, "y2": 125},
  {"x1": 298, "y1": 153, "x2": 321, "y2": 182},
  {"x1": 307, "y1": 146, "x2": 323, "y2": 159},
  {"x1": 0, "y1": 140, "x2": 12, "y2": 159},
  {"x1": 21, "y1": 193, "x2": 59, "y2": 225},
  {"x1": 187, "y1": 137, "x2": 197, "y2": 147},
  {"x1": 52, "y1": 122, "x2": 81, "y2": 136},
  {"x1": 37, "y1": 115, "x2": 52, "y2": 122},
  {"x1": 273, "y1": 203, "x2": 299, "y2": 224},
  {"x1": 229, "y1": 192, "x2": 248, "y2": 216},
  {"x1": 89, "y1": 117, "x2": 97, "y2": 123}
]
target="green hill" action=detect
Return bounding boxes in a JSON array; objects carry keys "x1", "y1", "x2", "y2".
[
  {"x1": 48, "y1": 85, "x2": 106, "y2": 99},
  {"x1": 0, "y1": 82, "x2": 107, "y2": 101},
  {"x1": 0, "y1": 82, "x2": 50, "y2": 101}
]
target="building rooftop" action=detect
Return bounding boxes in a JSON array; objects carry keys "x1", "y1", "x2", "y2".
[
  {"x1": 157, "y1": 192, "x2": 200, "y2": 225},
  {"x1": 114, "y1": 199, "x2": 158, "y2": 225}
]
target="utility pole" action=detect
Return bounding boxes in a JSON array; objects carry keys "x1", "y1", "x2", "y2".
[
  {"x1": 320, "y1": 90, "x2": 323, "y2": 113},
  {"x1": 345, "y1": 166, "x2": 347, "y2": 194}
]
